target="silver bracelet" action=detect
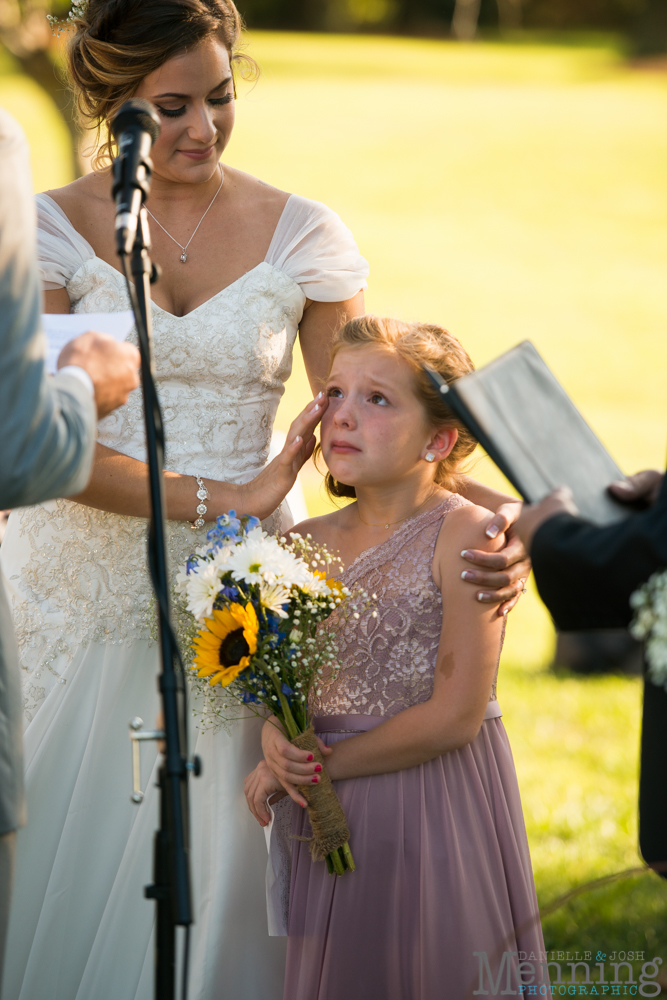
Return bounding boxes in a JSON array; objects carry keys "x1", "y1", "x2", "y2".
[{"x1": 192, "y1": 476, "x2": 209, "y2": 529}]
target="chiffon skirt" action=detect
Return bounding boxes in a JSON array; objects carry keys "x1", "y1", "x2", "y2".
[
  {"x1": 284, "y1": 713, "x2": 545, "y2": 1000},
  {"x1": 1, "y1": 636, "x2": 286, "y2": 1000}
]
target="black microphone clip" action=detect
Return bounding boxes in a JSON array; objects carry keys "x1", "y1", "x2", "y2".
[{"x1": 111, "y1": 99, "x2": 161, "y2": 257}]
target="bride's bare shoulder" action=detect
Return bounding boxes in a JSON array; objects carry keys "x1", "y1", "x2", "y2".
[
  {"x1": 224, "y1": 165, "x2": 290, "y2": 210},
  {"x1": 43, "y1": 171, "x2": 113, "y2": 227}
]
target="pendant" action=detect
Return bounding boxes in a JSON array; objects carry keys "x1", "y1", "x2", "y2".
[
  {"x1": 180, "y1": 252, "x2": 188, "y2": 263},
  {"x1": 384, "y1": 524, "x2": 389, "y2": 529}
]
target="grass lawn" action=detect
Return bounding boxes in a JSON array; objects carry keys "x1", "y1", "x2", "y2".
[{"x1": 2, "y1": 30, "x2": 666, "y2": 971}]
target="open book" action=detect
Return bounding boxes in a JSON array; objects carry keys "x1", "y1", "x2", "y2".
[{"x1": 426, "y1": 341, "x2": 636, "y2": 526}]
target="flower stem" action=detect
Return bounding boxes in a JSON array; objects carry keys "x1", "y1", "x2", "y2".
[
  {"x1": 341, "y1": 841, "x2": 355, "y2": 872},
  {"x1": 330, "y1": 848, "x2": 345, "y2": 876},
  {"x1": 265, "y1": 668, "x2": 299, "y2": 739}
]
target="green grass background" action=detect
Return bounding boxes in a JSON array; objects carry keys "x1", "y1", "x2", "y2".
[{"x1": 3, "y1": 30, "x2": 666, "y2": 970}]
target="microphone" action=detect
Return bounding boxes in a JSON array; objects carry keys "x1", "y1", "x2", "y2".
[{"x1": 111, "y1": 99, "x2": 161, "y2": 256}]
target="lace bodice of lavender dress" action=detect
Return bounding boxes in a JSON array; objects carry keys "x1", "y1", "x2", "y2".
[{"x1": 311, "y1": 495, "x2": 499, "y2": 719}]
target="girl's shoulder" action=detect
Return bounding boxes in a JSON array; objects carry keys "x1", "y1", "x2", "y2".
[
  {"x1": 432, "y1": 500, "x2": 504, "y2": 592},
  {"x1": 284, "y1": 509, "x2": 346, "y2": 550}
]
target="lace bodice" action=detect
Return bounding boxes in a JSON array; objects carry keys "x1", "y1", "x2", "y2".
[
  {"x1": 311, "y1": 496, "x2": 499, "y2": 719},
  {"x1": 2, "y1": 192, "x2": 367, "y2": 721}
]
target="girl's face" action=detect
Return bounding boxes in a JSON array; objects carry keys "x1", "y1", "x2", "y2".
[
  {"x1": 134, "y1": 36, "x2": 235, "y2": 185},
  {"x1": 320, "y1": 345, "x2": 457, "y2": 491}
]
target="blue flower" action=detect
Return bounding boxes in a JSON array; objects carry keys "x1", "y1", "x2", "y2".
[
  {"x1": 242, "y1": 691, "x2": 259, "y2": 704},
  {"x1": 245, "y1": 515, "x2": 261, "y2": 532},
  {"x1": 281, "y1": 683, "x2": 294, "y2": 697}
]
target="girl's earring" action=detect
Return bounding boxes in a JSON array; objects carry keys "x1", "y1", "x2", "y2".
[{"x1": 425, "y1": 452, "x2": 435, "y2": 463}]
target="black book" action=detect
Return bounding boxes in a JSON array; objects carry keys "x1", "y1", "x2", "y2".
[{"x1": 426, "y1": 340, "x2": 635, "y2": 526}]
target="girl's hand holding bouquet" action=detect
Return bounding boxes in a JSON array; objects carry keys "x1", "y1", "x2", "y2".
[{"x1": 177, "y1": 510, "x2": 369, "y2": 875}]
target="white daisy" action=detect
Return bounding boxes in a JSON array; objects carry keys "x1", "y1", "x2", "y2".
[
  {"x1": 184, "y1": 563, "x2": 222, "y2": 622},
  {"x1": 226, "y1": 533, "x2": 303, "y2": 587},
  {"x1": 259, "y1": 580, "x2": 291, "y2": 618}
]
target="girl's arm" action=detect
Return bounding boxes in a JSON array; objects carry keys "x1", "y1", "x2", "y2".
[
  {"x1": 261, "y1": 504, "x2": 505, "y2": 793},
  {"x1": 44, "y1": 288, "x2": 327, "y2": 521}
]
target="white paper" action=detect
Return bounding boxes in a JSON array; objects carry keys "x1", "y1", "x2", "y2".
[{"x1": 43, "y1": 311, "x2": 135, "y2": 375}]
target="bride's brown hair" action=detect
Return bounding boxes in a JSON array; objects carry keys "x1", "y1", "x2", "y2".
[
  {"x1": 67, "y1": 0, "x2": 257, "y2": 168},
  {"x1": 318, "y1": 315, "x2": 477, "y2": 499}
]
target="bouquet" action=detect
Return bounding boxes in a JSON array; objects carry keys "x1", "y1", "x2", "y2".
[
  {"x1": 176, "y1": 511, "x2": 367, "y2": 875},
  {"x1": 630, "y1": 569, "x2": 667, "y2": 690}
]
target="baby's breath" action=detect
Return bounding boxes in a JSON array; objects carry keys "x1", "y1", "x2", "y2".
[{"x1": 630, "y1": 569, "x2": 667, "y2": 690}]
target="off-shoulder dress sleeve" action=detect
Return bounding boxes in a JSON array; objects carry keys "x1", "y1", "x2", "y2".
[
  {"x1": 36, "y1": 193, "x2": 95, "y2": 291},
  {"x1": 265, "y1": 194, "x2": 368, "y2": 302}
]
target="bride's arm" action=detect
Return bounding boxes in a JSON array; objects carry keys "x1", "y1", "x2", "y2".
[
  {"x1": 298, "y1": 292, "x2": 365, "y2": 391},
  {"x1": 45, "y1": 290, "x2": 328, "y2": 521},
  {"x1": 69, "y1": 399, "x2": 325, "y2": 521}
]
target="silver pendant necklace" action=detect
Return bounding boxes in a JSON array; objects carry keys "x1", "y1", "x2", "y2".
[{"x1": 146, "y1": 164, "x2": 224, "y2": 263}]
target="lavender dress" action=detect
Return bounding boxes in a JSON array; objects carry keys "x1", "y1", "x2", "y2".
[{"x1": 284, "y1": 496, "x2": 545, "y2": 1000}]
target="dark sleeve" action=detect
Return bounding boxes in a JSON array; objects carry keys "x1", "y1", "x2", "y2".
[
  {"x1": 531, "y1": 479, "x2": 667, "y2": 631},
  {"x1": 0, "y1": 112, "x2": 96, "y2": 509}
]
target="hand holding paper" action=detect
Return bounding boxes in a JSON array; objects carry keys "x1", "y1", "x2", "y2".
[
  {"x1": 43, "y1": 312, "x2": 136, "y2": 375},
  {"x1": 44, "y1": 312, "x2": 140, "y2": 418}
]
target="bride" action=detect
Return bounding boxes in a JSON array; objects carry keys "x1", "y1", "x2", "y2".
[{"x1": 1, "y1": 1, "x2": 529, "y2": 998}]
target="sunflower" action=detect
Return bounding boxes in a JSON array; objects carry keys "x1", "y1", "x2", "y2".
[
  {"x1": 193, "y1": 602, "x2": 259, "y2": 687},
  {"x1": 313, "y1": 570, "x2": 345, "y2": 599}
]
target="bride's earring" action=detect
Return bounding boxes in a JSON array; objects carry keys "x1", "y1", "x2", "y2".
[{"x1": 425, "y1": 452, "x2": 435, "y2": 463}]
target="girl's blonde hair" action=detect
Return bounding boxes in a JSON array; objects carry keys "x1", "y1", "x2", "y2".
[
  {"x1": 320, "y1": 315, "x2": 477, "y2": 499},
  {"x1": 66, "y1": 0, "x2": 257, "y2": 169}
]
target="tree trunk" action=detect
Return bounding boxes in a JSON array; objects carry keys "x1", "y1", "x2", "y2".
[
  {"x1": 451, "y1": 0, "x2": 482, "y2": 40},
  {"x1": 633, "y1": 0, "x2": 667, "y2": 56},
  {"x1": 496, "y1": 0, "x2": 522, "y2": 31},
  {"x1": 15, "y1": 48, "x2": 82, "y2": 179}
]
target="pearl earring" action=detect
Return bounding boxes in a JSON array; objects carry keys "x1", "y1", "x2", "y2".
[{"x1": 425, "y1": 452, "x2": 435, "y2": 463}]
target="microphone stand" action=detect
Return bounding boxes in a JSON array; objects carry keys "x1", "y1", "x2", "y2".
[{"x1": 117, "y1": 204, "x2": 194, "y2": 1000}]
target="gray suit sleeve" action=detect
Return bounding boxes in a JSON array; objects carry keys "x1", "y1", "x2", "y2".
[{"x1": 0, "y1": 111, "x2": 96, "y2": 509}]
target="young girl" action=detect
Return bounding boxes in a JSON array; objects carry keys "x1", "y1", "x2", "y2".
[{"x1": 244, "y1": 315, "x2": 545, "y2": 1000}]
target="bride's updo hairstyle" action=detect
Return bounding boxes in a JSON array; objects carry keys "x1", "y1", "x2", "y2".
[
  {"x1": 67, "y1": 0, "x2": 255, "y2": 168},
  {"x1": 321, "y1": 315, "x2": 477, "y2": 499}
]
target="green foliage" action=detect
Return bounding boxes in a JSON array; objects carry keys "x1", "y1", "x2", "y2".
[
  {"x1": 501, "y1": 662, "x2": 667, "y2": 959},
  {"x1": 236, "y1": 0, "x2": 664, "y2": 41}
]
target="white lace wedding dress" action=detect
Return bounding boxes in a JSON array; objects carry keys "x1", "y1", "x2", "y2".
[{"x1": 0, "y1": 192, "x2": 367, "y2": 1000}]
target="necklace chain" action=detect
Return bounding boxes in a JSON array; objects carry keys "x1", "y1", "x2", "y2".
[
  {"x1": 356, "y1": 489, "x2": 439, "y2": 530},
  {"x1": 145, "y1": 164, "x2": 224, "y2": 263}
]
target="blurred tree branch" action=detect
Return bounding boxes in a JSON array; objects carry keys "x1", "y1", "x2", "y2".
[{"x1": 0, "y1": 0, "x2": 82, "y2": 178}]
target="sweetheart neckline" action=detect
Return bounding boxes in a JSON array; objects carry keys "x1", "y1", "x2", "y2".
[
  {"x1": 40, "y1": 191, "x2": 304, "y2": 320},
  {"x1": 89, "y1": 257, "x2": 298, "y2": 319}
]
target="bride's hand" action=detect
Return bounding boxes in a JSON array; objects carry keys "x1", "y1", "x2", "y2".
[
  {"x1": 244, "y1": 761, "x2": 286, "y2": 826},
  {"x1": 239, "y1": 394, "x2": 328, "y2": 521},
  {"x1": 261, "y1": 717, "x2": 332, "y2": 809}
]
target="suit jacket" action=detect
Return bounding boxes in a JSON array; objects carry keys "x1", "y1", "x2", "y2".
[
  {"x1": 531, "y1": 479, "x2": 667, "y2": 872},
  {"x1": 0, "y1": 111, "x2": 97, "y2": 836}
]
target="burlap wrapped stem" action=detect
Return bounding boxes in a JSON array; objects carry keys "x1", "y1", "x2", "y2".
[{"x1": 291, "y1": 726, "x2": 355, "y2": 875}]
